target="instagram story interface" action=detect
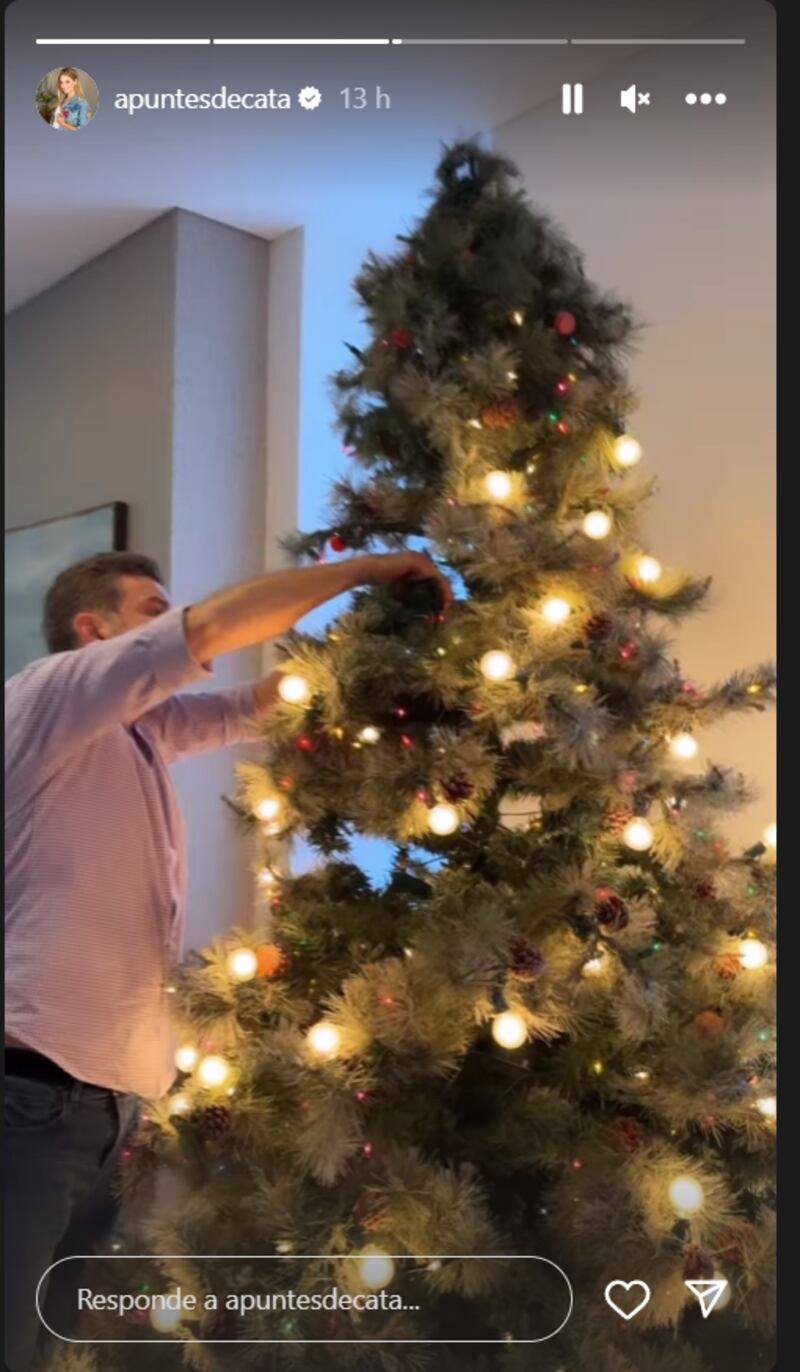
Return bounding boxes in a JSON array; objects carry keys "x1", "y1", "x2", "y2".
[{"x1": 5, "y1": 3, "x2": 776, "y2": 1372}]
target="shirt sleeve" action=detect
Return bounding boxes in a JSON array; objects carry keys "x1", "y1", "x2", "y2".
[
  {"x1": 136, "y1": 684, "x2": 262, "y2": 764},
  {"x1": 4, "y1": 607, "x2": 212, "y2": 790},
  {"x1": 76, "y1": 99, "x2": 91, "y2": 127}
]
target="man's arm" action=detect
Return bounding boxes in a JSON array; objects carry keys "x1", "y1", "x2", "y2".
[
  {"x1": 137, "y1": 673, "x2": 280, "y2": 764},
  {"x1": 184, "y1": 551, "x2": 452, "y2": 663}
]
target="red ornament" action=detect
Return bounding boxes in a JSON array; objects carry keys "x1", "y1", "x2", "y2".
[
  {"x1": 556, "y1": 419, "x2": 571, "y2": 435},
  {"x1": 296, "y1": 735, "x2": 314, "y2": 752},
  {"x1": 416, "y1": 788, "x2": 432, "y2": 804},
  {"x1": 400, "y1": 734, "x2": 414, "y2": 749},
  {"x1": 362, "y1": 1142, "x2": 374, "y2": 1157},
  {"x1": 329, "y1": 534, "x2": 347, "y2": 553},
  {"x1": 392, "y1": 706, "x2": 408, "y2": 719},
  {"x1": 554, "y1": 311, "x2": 577, "y2": 336},
  {"x1": 554, "y1": 376, "x2": 574, "y2": 397},
  {"x1": 482, "y1": 399, "x2": 519, "y2": 430},
  {"x1": 279, "y1": 777, "x2": 294, "y2": 791},
  {"x1": 387, "y1": 327, "x2": 412, "y2": 348},
  {"x1": 610, "y1": 1118, "x2": 646, "y2": 1153},
  {"x1": 618, "y1": 641, "x2": 639, "y2": 663},
  {"x1": 683, "y1": 1246, "x2": 715, "y2": 1281},
  {"x1": 693, "y1": 1010, "x2": 725, "y2": 1039},
  {"x1": 256, "y1": 944, "x2": 285, "y2": 978},
  {"x1": 571, "y1": 1157, "x2": 584, "y2": 1171},
  {"x1": 355, "y1": 1090, "x2": 369, "y2": 1102}
]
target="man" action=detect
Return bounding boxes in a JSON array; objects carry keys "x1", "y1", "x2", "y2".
[{"x1": 4, "y1": 547, "x2": 452, "y2": 1371}]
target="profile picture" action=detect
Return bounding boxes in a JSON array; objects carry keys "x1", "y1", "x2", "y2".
[{"x1": 35, "y1": 67, "x2": 99, "y2": 131}]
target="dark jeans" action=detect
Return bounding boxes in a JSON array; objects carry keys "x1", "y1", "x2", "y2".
[{"x1": 3, "y1": 1053, "x2": 140, "y2": 1372}]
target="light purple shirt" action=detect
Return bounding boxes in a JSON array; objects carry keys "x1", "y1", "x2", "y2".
[{"x1": 4, "y1": 607, "x2": 259, "y2": 1098}]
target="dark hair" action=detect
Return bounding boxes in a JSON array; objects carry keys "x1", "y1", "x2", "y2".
[{"x1": 42, "y1": 551, "x2": 163, "y2": 653}]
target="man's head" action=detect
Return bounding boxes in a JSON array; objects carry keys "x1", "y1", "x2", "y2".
[{"x1": 42, "y1": 552, "x2": 170, "y2": 653}]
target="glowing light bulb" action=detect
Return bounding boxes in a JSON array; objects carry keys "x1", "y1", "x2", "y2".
[
  {"x1": 511, "y1": 310, "x2": 525, "y2": 326},
  {"x1": 227, "y1": 947, "x2": 258, "y2": 981},
  {"x1": 196, "y1": 1054, "x2": 231, "y2": 1088},
  {"x1": 709, "y1": 1272, "x2": 732, "y2": 1311},
  {"x1": 150, "y1": 1300, "x2": 184, "y2": 1334},
  {"x1": 485, "y1": 470, "x2": 513, "y2": 501},
  {"x1": 582, "y1": 510, "x2": 613, "y2": 540},
  {"x1": 542, "y1": 597, "x2": 572, "y2": 626},
  {"x1": 174, "y1": 1044, "x2": 198, "y2": 1073},
  {"x1": 670, "y1": 732, "x2": 700, "y2": 760},
  {"x1": 491, "y1": 1011, "x2": 527, "y2": 1049},
  {"x1": 428, "y1": 803, "x2": 460, "y2": 836},
  {"x1": 755, "y1": 1095, "x2": 776, "y2": 1121},
  {"x1": 278, "y1": 673, "x2": 310, "y2": 705},
  {"x1": 257, "y1": 867, "x2": 277, "y2": 888},
  {"x1": 635, "y1": 555, "x2": 663, "y2": 584},
  {"x1": 168, "y1": 1092, "x2": 191, "y2": 1116},
  {"x1": 307, "y1": 1021, "x2": 342, "y2": 1058},
  {"x1": 359, "y1": 725, "x2": 381, "y2": 744},
  {"x1": 255, "y1": 796, "x2": 282, "y2": 823},
  {"x1": 622, "y1": 817, "x2": 654, "y2": 851},
  {"x1": 613, "y1": 433, "x2": 643, "y2": 469},
  {"x1": 358, "y1": 1248, "x2": 395, "y2": 1289},
  {"x1": 739, "y1": 937, "x2": 768, "y2": 971},
  {"x1": 669, "y1": 1175, "x2": 705, "y2": 1217},
  {"x1": 480, "y1": 650, "x2": 515, "y2": 682},
  {"x1": 582, "y1": 952, "x2": 607, "y2": 977},
  {"x1": 763, "y1": 822, "x2": 776, "y2": 851}
]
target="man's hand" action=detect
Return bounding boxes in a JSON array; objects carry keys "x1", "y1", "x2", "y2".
[{"x1": 361, "y1": 551, "x2": 454, "y2": 613}]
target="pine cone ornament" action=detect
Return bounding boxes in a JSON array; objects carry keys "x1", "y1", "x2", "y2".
[
  {"x1": 441, "y1": 772, "x2": 475, "y2": 803},
  {"x1": 605, "y1": 804, "x2": 634, "y2": 837},
  {"x1": 682, "y1": 1246, "x2": 715, "y2": 1281},
  {"x1": 610, "y1": 1118, "x2": 645, "y2": 1153},
  {"x1": 594, "y1": 889, "x2": 630, "y2": 932},
  {"x1": 191, "y1": 1104, "x2": 232, "y2": 1139},
  {"x1": 508, "y1": 939, "x2": 545, "y2": 982},
  {"x1": 585, "y1": 612, "x2": 612, "y2": 643},
  {"x1": 481, "y1": 399, "x2": 519, "y2": 430}
]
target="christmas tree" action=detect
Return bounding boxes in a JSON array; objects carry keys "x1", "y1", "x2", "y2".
[{"x1": 62, "y1": 142, "x2": 776, "y2": 1372}]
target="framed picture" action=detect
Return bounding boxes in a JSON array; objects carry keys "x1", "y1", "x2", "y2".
[{"x1": 4, "y1": 502, "x2": 128, "y2": 680}]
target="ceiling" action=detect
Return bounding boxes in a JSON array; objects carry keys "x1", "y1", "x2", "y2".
[{"x1": 7, "y1": 0, "x2": 745, "y2": 311}]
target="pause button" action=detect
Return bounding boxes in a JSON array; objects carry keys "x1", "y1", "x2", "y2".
[{"x1": 562, "y1": 83, "x2": 584, "y2": 114}]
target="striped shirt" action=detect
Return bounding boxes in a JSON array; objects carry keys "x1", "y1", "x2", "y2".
[{"x1": 4, "y1": 607, "x2": 259, "y2": 1098}]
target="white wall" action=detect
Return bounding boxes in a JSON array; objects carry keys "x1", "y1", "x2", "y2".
[
  {"x1": 495, "y1": 20, "x2": 775, "y2": 847},
  {"x1": 4, "y1": 211, "x2": 295, "y2": 944}
]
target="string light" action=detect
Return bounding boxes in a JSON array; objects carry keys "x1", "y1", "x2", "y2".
[
  {"x1": 306, "y1": 1021, "x2": 342, "y2": 1058},
  {"x1": 669, "y1": 1176, "x2": 705, "y2": 1217},
  {"x1": 428, "y1": 803, "x2": 460, "y2": 836},
  {"x1": 622, "y1": 817, "x2": 654, "y2": 852},
  {"x1": 582, "y1": 510, "x2": 613, "y2": 540},
  {"x1": 755, "y1": 1095, "x2": 776, "y2": 1122},
  {"x1": 590, "y1": 1059, "x2": 605, "y2": 1076},
  {"x1": 256, "y1": 867, "x2": 277, "y2": 888},
  {"x1": 511, "y1": 310, "x2": 525, "y2": 326},
  {"x1": 357, "y1": 1248, "x2": 395, "y2": 1289},
  {"x1": 542, "y1": 596, "x2": 572, "y2": 626},
  {"x1": 358, "y1": 726, "x2": 381, "y2": 744},
  {"x1": 739, "y1": 936, "x2": 768, "y2": 971},
  {"x1": 612, "y1": 433, "x2": 643, "y2": 469},
  {"x1": 174, "y1": 1044, "x2": 198, "y2": 1073},
  {"x1": 150, "y1": 1301, "x2": 184, "y2": 1334},
  {"x1": 634, "y1": 555, "x2": 663, "y2": 584},
  {"x1": 582, "y1": 950, "x2": 607, "y2": 977},
  {"x1": 485, "y1": 470, "x2": 513, "y2": 501},
  {"x1": 763, "y1": 821, "x2": 776, "y2": 851},
  {"x1": 196, "y1": 1055, "x2": 231, "y2": 1088},
  {"x1": 255, "y1": 796, "x2": 282, "y2": 823},
  {"x1": 633, "y1": 1068, "x2": 651, "y2": 1083},
  {"x1": 278, "y1": 673, "x2": 311, "y2": 705},
  {"x1": 491, "y1": 1011, "x2": 528, "y2": 1049},
  {"x1": 670, "y1": 732, "x2": 700, "y2": 760},
  {"x1": 226, "y1": 947, "x2": 258, "y2": 982},
  {"x1": 168, "y1": 1092, "x2": 191, "y2": 1116},
  {"x1": 480, "y1": 650, "x2": 515, "y2": 682}
]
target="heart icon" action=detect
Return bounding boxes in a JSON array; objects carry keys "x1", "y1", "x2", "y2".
[{"x1": 604, "y1": 1280, "x2": 652, "y2": 1321}]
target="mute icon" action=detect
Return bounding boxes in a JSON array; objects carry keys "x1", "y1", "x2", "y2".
[{"x1": 620, "y1": 84, "x2": 651, "y2": 113}]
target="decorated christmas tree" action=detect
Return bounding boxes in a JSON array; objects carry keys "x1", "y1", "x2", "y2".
[{"x1": 62, "y1": 142, "x2": 776, "y2": 1372}]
